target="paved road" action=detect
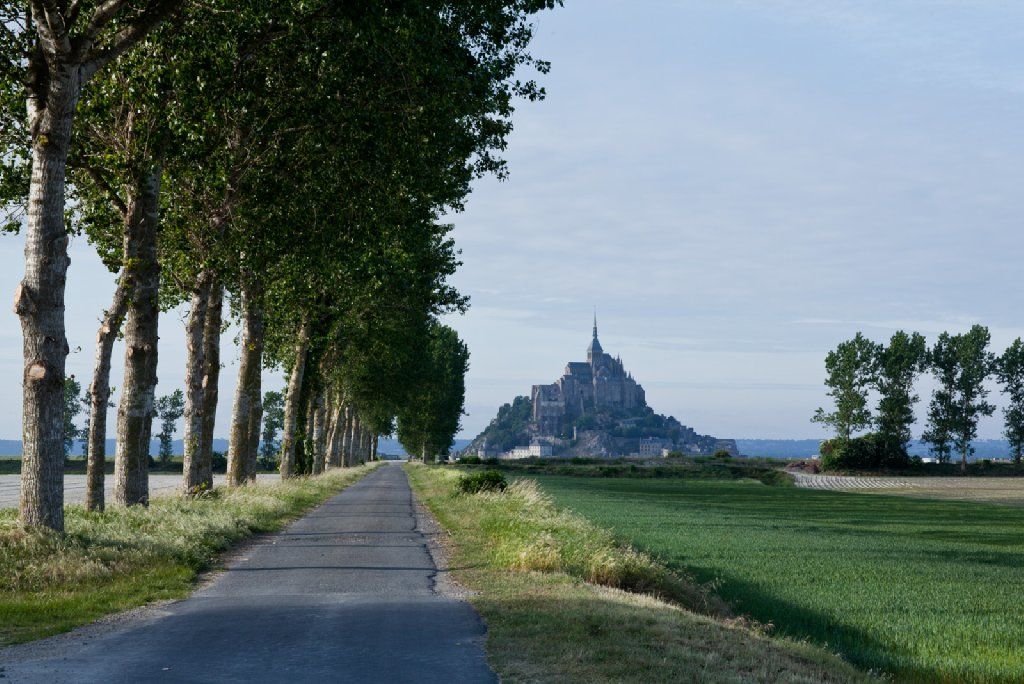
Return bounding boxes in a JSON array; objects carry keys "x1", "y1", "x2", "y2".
[
  {"x1": 0, "y1": 473, "x2": 277, "y2": 509},
  {"x1": 2, "y1": 464, "x2": 496, "y2": 683}
]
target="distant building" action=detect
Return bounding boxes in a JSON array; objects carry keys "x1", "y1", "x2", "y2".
[
  {"x1": 507, "y1": 444, "x2": 553, "y2": 459},
  {"x1": 531, "y1": 315, "x2": 646, "y2": 436},
  {"x1": 639, "y1": 437, "x2": 672, "y2": 456}
]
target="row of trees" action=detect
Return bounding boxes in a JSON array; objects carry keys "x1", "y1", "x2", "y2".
[
  {"x1": 2, "y1": 0, "x2": 558, "y2": 532},
  {"x1": 814, "y1": 325, "x2": 1024, "y2": 470}
]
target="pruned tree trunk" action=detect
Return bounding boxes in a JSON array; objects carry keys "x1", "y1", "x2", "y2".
[
  {"x1": 199, "y1": 283, "x2": 222, "y2": 489},
  {"x1": 246, "y1": 387, "x2": 262, "y2": 482},
  {"x1": 311, "y1": 392, "x2": 326, "y2": 475},
  {"x1": 279, "y1": 317, "x2": 310, "y2": 479},
  {"x1": 85, "y1": 278, "x2": 130, "y2": 511},
  {"x1": 227, "y1": 282, "x2": 264, "y2": 487},
  {"x1": 114, "y1": 167, "x2": 162, "y2": 507},
  {"x1": 327, "y1": 399, "x2": 344, "y2": 468},
  {"x1": 181, "y1": 271, "x2": 213, "y2": 495},
  {"x1": 17, "y1": 67, "x2": 83, "y2": 531},
  {"x1": 338, "y1": 406, "x2": 351, "y2": 467},
  {"x1": 345, "y1": 415, "x2": 358, "y2": 467}
]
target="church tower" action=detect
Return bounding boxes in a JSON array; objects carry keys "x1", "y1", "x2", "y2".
[{"x1": 587, "y1": 311, "x2": 603, "y2": 364}]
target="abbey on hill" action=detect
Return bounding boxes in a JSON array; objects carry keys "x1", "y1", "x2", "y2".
[{"x1": 466, "y1": 317, "x2": 737, "y2": 459}]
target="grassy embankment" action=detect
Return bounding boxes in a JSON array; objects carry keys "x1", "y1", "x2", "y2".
[
  {"x1": 0, "y1": 463, "x2": 379, "y2": 645},
  {"x1": 406, "y1": 463, "x2": 869, "y2": 683},
  {"x1": 534, "y1": 475, "x2": 1024, "y2": 683}
]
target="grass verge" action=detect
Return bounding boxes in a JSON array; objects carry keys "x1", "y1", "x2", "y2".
[
  {"x1": 535, "y1": 475, "x2": 1024, "y2": 682},
  {"x1": 0, "y1": 463, "x2": 379, "y2": 645},
  {"x1": 406, "y1": 463, "x2": 869, "y2": 683}
]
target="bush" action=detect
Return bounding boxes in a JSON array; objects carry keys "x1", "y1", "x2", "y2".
[
  {"x1": 713, "y1": 449, "x2": 732, "y2": 459},
  {"x1": 458, "y1": 469, "x2": 508, "y2": 494},
  {"x1": 210, "y1": 451, "x2": 227, "y2": 473},
  {"x1": 820, "y1": 433, "x2": 910, "y2": 471},
  {"x1": 459, "y1": 455, "x2": 482, "y2": 464}
]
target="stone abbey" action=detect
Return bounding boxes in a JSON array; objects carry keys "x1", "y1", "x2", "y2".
[
  {"x1": 531, "y1": 316, "x2": 646, "y2": 435},
  {"x1": 467, "y1": 316, "x2": 736, "y2": 458}
]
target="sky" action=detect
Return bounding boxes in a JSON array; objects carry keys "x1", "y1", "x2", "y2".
[{"x1": 1, "y1": 0, "x2": 1022, "y2": 442}]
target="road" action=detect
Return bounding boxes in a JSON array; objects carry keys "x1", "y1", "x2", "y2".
[
  {"x1": 2, "y1": 463, "x2": 496, "y2": 683},
  {"x1": 0, "y1": 473, "x2": 278, "y2": 509}
]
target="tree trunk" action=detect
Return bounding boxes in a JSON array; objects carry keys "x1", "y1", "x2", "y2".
[
  {"x1": 311, "y1": 392, "x2": 326, "y2": 475},
  {"x1": 371, "y1": 435, "x2": 378, "y2": 462},
  {"x1": 17, "y1": 66, "x2": 83, "y2": 530},
  {"x1": 85, "y1": 278, "x2": 130, "y2": 511},
  {"x1": 346, "y1": 415, "x2": 359, "y2": 467},
  {"x1": 279, "y1": 317, "x2": 310, "y2": 479},
  {"x1": 246, "y1": 387, "x2": 262, "y2": 482},
  {"x1": 199, "y1": 283, "x2": 222, "y2": 489},
  {"x1": 114, "y1": 167, "x2": 162, "y2": 507},
  {"x1": 181, "y1": 272, "x2": 213, "y2": 495},
  {"x1": 227, "y1": 282, "x2": 264, "y2": 487},
  {"x1": 339, "y1": 406, "x2": 351, "y2": 467}
]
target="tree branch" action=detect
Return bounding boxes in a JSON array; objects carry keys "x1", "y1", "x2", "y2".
[
  {"x1": 81, "y1": 0, "x2": 180, "y2": 79},
  {"x1": 79, "y1": 163, "x2": 129, "y2": 218},
  {"x1": 31, "y1": 0, "x2": 71, "y2": 58}
]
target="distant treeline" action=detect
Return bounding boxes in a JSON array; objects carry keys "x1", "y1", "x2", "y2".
[{"x1": 734, "y1": 439, "x2": 1012, "y2": 460}]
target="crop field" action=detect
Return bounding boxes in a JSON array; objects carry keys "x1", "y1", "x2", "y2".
[{"x1": 533, "y1": 475, "x2": 1024, "y2": 682}]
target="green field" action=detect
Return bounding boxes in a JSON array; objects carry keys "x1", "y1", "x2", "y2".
[{"x1": 533, "y1": 475, "x2": 1024, "y2": 682}]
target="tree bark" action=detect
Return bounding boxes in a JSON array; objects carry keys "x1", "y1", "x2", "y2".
[
  {"x1": 114, "y1": 167, "x2": 162, "y2": 507},
  {"x1": 84, "y1": 277, "x2": 130, "y2": 511},
  {"x1": 279, "y1": 317, "x2": 310, "y2": 479},
  {"x1": 17, "y1": 63, "x2": 83, "y2": 530},
  {"x1": 227, "y1": 282, "x2": 264, "y2": 487},
  {"x1": 338, "y1": 406, "x2": 351, "y2": 467},
  {"x1": 199, "y1": 284, "x2": 223, "y2": 489},
  {"x1": 311, "y1": 391, "x2": 326, "y2": 475},
  {"x1": 371, "y1": 435, "x2": 378, "y2": 462},
  {"x1": 246, "y1": 386, "x2": 262, "y2": 483},
  {"x1": 181, "y1": 272, "x2": 213, "y2": 495}
]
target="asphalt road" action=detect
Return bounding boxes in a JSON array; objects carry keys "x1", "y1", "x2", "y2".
[{"x1": 2, "y1": 463, "x2": 496, "y2": 683}]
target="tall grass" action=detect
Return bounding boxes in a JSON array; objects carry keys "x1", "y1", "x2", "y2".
[
  {"x1": 408, "y1": 464, "x2": 869, "y2": 683},
  {"x1": 0, "y1": 464, "x2": 378, "y2": 644}
]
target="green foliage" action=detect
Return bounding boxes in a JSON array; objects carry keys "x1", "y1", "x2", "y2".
[
  {"x1": 924, "y1": 326, "x2": 996, "y2": 468},
  {"x1": 995, "y1": 338, "x2": 1024, "y2": 464},
  {"x1": 536, "y1": 475, "x2": 1024, "y2": 682},
  {"x1": 812, "y1": 333, "x2": 879, "y2": 440},
  {"x1": 471, "y1": 395, "x2": 533, "y2": 452},
  {"x1": 397, "y1": 323, "x2": 470, "y2": 459},
  {"x1": 819, "y1": 433, "x2": 909, "y2": 471},
  {"x1": 62, "y1": 376, "x2": 84, "y2": 458},
  {"x1": 154, "y1": 390, "x2": 185, "y2": 468},
  {"x1": 873, "y1": 331, "x2": 927, "y2": 450},
  {"x1": 259, "y1": 390, "x2": 285, "y2": 468},
  {"x1": 458, "y1": 470, "x2": 509, "y2": 494}
]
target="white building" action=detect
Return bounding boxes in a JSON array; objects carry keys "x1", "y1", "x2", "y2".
[{"x1": 507, "y1": 444, "x2": 553, "y2": 459}]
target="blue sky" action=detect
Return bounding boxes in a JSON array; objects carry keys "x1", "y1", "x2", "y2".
[{"x1": 0, "y1": 0, "x2": 1021, "y2": 441}]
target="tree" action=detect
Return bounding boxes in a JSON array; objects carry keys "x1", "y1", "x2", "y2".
[
  {"x1": 812, "y1": 333, "x2": 879, "y2": 441},
  {"x1": 873, "y1": 331, "x2": 927, "y2": 453},
  {"x1": 62, "y1": 375, "x2": 83, "y2": 458},
  {"x1": 995, "y1": 338, "x2": 1024, "y2": 465},
  {"x1": 924, "y1": 327, "x2": 995, "y2": 471},
  {"x1": 154, "y1": 390, "x2": 185, "y2": 468},
  {"x1": 1, "y1": 0, "x2": 181, "y2": 531},
  {"x1": 397, "y1": 323, "x2": 470, "y2": 461},
  {"x1": 260, "y1": 390, "x2": 285, "y2": 468}
]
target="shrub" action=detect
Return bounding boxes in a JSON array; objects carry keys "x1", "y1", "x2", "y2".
[
  {"x1": 210, "y1": 451, "x2": 228, "y2": 472},
  {"x1": 713, "y1": 449, "x2": 732, "y2": 459},
  {"x1": 820, "y1": 433, "x2": 910, "y2": 471},
  {"x1": 458, "y1": 469, "x2": 508, "y2": 494},
  {"x1": 459, "y1": 455, "x2": 482, "y2": 464}
]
